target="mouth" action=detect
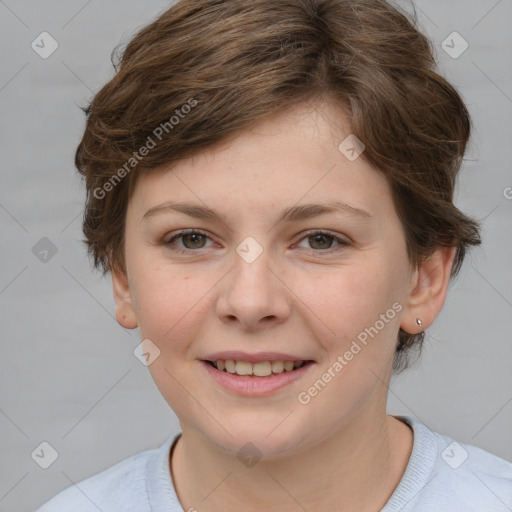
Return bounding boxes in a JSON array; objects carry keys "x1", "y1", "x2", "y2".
[
  {"x1": 204, "y1": 359, "x2": 312, "y2": 377},
  {"x1": 200, "y1": 352, "x2": 316, "y2": 395}
]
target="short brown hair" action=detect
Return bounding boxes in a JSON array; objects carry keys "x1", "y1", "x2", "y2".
[{"x1": 75, "y1": 0, "x2": 481, "y2": 372}]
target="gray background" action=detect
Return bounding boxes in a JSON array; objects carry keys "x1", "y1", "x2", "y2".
[{"x1": 1, "y1": 1, "x2": 511, "y2": 511}]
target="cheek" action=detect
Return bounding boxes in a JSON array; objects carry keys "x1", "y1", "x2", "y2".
[
  {"x1": 130, "y1": 261, "x2": 217, "y2": 354},
  {"x1": 295, "y1": 261, "x2": 399, "y2": 346},
  {"x1": 292, "y1": 263, "x2": 402, "y2": 428},
  {"x1": 131, "y1": 266, "x2": 217, "y2": 416}
]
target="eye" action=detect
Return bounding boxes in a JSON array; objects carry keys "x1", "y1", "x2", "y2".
[
  {"x1": 295, "y1": 230, "x2": 349, "y2": 253},
  {"x1": 163, "y1": 229, "x2": 349, "y2": 255},
  {"x1": 164, "y1": 229, "x2": 213, "y2": 253}
]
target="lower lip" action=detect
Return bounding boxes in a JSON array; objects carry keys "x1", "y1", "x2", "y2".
[{"x1": 201, "y1": 360, "x2": 315, "y2": 396}]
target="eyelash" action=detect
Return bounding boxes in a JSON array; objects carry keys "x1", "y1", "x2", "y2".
[{"x1": 164, "y1": 229, "x2": 350, "y2": 255}]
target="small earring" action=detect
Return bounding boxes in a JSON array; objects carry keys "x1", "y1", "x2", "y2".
[{"x1": 416, "y1": 318, "x2": 423, "y2": 327}]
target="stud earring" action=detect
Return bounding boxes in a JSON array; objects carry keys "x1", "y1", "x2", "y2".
[{"x1": 416, "y1": 318, "x2": 423, "y2": 327}]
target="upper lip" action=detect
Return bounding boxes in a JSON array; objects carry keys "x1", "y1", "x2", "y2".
[{"x1": 202, "y1": 351, "x2": 314, "y2": 363}]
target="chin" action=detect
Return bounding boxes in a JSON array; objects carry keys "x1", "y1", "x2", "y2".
[{"x1": 198, "y1": 412, "x2": 314, "y2": 461}]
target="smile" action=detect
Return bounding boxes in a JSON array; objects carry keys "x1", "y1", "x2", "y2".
[
  {"x1": 207, "y1": 359, "x2": 305, "y2": 377},
  {"x1": 201, "y1": 359, "x2": 315, "y2": 395}
]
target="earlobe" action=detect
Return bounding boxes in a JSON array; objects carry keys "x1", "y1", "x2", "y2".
[
  {"x1": 400, "y1": 246, "x2": 456, "y2": 335},
  {"x1": 111, "y1": 268, "x2": 138, "y2": 329}
]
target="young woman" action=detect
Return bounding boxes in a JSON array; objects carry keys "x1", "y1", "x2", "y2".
[{"x1": 37, "y1": 0, "x2": 512, "y2": 510}]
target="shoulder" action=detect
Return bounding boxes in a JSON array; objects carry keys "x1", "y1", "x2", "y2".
[
  {"x1": 388, "y1": 416, "x2": 512, "y2": 512},
  {"x1": 430, "y1": 430, "x2": 512, "y2": 509},
  {"x1": 35, "y1": 444, "x2": 158, "y2": 512}
]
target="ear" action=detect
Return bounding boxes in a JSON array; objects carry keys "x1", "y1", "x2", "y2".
[
  {"x1": 111, "y1": 268, "x2": 138, "y2": 329},
  {"x1": 400, "y1": 246, "x2": 456, "y2": 334}
]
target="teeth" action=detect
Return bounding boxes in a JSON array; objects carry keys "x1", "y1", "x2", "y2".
[
  {"x1": 271, "y1": 360, "x2": 284, "y2": 374},
  {"x1": 212, "y1": 359, "x2": 305, "y2": 376},
  {"x1": 284, "y1": 361, "x2": 294, "y2": 372},
  {"x1": 225, "y1": 360, "x2": 236, "y2": 373},
  {"x1": 253, "y1": 361, "x2": 272, "y2": 377},
  {"x1": 235, "y1": 361, "x2": 253, "y2": 375}
]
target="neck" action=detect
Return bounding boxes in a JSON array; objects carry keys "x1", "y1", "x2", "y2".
[{"x1": 171, "y1": 412, "x2": 413, "y2": 512}]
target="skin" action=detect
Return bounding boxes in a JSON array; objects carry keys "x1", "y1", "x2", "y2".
[{"x1": 112, "y1": 98, "x2": 455, "y2": 511}]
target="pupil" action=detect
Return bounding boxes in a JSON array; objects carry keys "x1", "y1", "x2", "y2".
[
  {"x1": 311, "y1": 234, "x2": 331, "y2": 249},
  {"x1": 182, "y1": 233, "x2": 332, "y2": 250},
  {"x1": 185, "y1": 233, "x2": 205, "y2": 248}
]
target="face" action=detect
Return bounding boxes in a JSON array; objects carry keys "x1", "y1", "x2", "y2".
[{"x1": 113, "y1": 100, "x2": 424, "y2": 458}]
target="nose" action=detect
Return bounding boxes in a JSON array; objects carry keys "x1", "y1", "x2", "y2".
[{"x1": 215, "y1": 246, "x2": 292, "y2": 332}]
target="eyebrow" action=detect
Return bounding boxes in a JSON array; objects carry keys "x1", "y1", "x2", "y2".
[{"x1": 142, "y1": 200, "x2": 372, "y2": 226}]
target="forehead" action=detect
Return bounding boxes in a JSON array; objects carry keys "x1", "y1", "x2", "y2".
[{"x1": 128, "y1": 100, "x2": 394, "y2": 222}]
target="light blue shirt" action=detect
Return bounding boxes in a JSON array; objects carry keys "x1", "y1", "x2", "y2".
[{"x1": 36, "y1": 415, "x2": 512, "y2": 511}]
